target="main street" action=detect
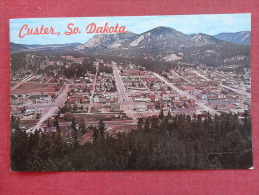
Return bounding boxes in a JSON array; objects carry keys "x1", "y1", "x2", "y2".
[
  {"x1": 88, "y1": 63, "x2": 99, "y2": 113},
  {"x1": 112, "y1": 62, "x2": 133, "y2": 104}
]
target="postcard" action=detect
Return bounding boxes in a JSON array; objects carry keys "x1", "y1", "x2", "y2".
[{"x1": 10, "y1": 14, "x2": 252, "y2": 171}]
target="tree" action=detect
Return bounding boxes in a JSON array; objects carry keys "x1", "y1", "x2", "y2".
[
  {"x1": 57, "y1": 110, "x2": 61, "y2": 118},
  {"x1": 158, "y1": 109, "x2": 164, "y2": 119},
  {"x1": 144, "y1": 117, "x2": 150, "y2": 132},
  {"x1": 11, "y1": 117, "x2": 27, "y2": 171},
  {"x1": 98, "y1": 119, "x2": 105, "y2": 138},
  {"x1": 71, "y1": 117, "x2": 78, "y2": 148},
  {"x1": 79, "y1": 117, "x2": 86, "y2": 134},
  {"x1": 150, "y1": 117, "x2": 159, "y2": 130},
  {"x1": 73, "y1": 104, "x2": 78, "y2": 112},
  {"x1": 167, "y1": 109, "x2": 172, "y2": 119},
  {"x1": 92, "y1": 126, "x2": 99, "y2": 143},
  {"x1": 53, "y1": 118, "x2": 60, "y2": 132},
  {"x1": 64, "y1": 112, "x2": 74, "y2": 121},
  {"x1": 47, "y1": 118, "x2": 53, "y2": 127},
  {"x1": 137, "y1": 117, "x2": 144, "y2": 131}
]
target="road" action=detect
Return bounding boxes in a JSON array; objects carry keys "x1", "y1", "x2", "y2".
[
  {"x1": 24, "y1": 119, "x2": 137, "y2": 130},
  {"x1": 153, "y1": 72, "x2": 219, "y2": 115},
  {"x1": 112, "y1": 62, "x2": 133, "y2": 104},
  {"x1": 29, "y1": 84, "x2": 70, "y2": 132},
  {"x1": 88, "y1": 64, "x2": 99, "y2": 113},
  {"x1": 139, "y1": 77, "x2": 151, "y2": 92}
]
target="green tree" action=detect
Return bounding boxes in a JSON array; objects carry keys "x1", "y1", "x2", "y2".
[
  {"x1": 71, "y1": 117, "x2": 78, "y2": 148},
  {"x1": 98, "y1": 119, "x2": 105, "y2": 138},
  {"x1": 79, "y1": 117, "x2": 86, "y2": 134},
  {"x1": 158, "y1": 109, "x2": 164, "y2": 119},
  {"x1": 137, "y1": 117, "x2": 144, "y2": 131}
]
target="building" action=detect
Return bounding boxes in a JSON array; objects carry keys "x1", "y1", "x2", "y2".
[{"x1": 69, "y1": 96, "x2": 85, "y2": 104}]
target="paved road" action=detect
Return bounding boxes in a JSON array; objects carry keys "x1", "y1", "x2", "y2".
[
  {"x1": 30, "y1": 84, "x2": 70, "y2": 131},
  {"x1": 112, "y1": 62, "x2": 133, "y2": 104},
  {"x1": 88, "y1": 64, "x2": 99, "y2": 113},
  {"x1": 139, "y1": 77, "x2": 151, "y2": 91}
]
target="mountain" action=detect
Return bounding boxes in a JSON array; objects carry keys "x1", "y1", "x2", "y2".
[
  {"x1": 10, "y1": 42, "x2": 82, "y2": 53},
  {"x1": 190, "y1": 33, "x2": 223, "y2": 46},
  {"x1": 213, "y1": 31, "x2": 250, "y2": 45},
  {"x1": 75, "y1": 27, "x2": 250, "y2": 67},
  {"x1": 10, "y1": 27, "x2": 250, "y2": 68},
  {"x1": 10, "y1": 42, "x2": 28, "y2": 52},
  {"x1": 77, "y1": 27, "x2": 226, "y2": 53},
  {"x1": 75, "y1": 32, "x2": 137, "y2": 51}
]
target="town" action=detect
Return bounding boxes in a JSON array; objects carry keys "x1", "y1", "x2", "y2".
[{"x1": 10, "y1": 54, "x2": 251, "y2": 143}]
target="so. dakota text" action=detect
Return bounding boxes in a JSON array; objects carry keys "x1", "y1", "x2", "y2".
[{"x1": 18, "y1": 22, "x2": 128, "y2": 38}]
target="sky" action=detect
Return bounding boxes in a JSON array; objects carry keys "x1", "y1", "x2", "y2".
[{"x1": 10, "y1": 13, "x2": 251, "y2": 45}]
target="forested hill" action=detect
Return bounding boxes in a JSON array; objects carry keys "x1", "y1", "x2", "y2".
[{"x1": 11, "y1": 112, "x2": 252, "y2": 171}]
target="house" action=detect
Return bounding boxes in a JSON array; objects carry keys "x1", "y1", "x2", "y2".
[
  {"x1": 172, "y1": 100, "x2": 185, "y2": 107},
  {"x1": 36, "y1": 95, "x2": 52, "y2": 103},
  {"x1": 197, "y1": 94, "x2": 207, "y2": 100},
  {"x1": 93, "y1": 96, "x2": 100, "y2": 103},
  {"x1": 230, "y1": 109, "x2": 248, "y2": 116},
  {"x1": 209, "y1": 100, "x2": 230, "y2": 110},
  {"x1": 144, "y1": 77, "x2": 157, "y2": 82},
  {"x1": 126, "y1": 69, "x2": 141, "y2": 75},
  {"x1": 216, "y1": 93, "x2": 226, "y2": 99},
  {"x1": 136, "y1": 103, "x2": 147, "y2": 110},
  {"x1": 182, "y1": 86, "x2": 195, "y2": 91},
  {"x1": 188, "y1": 99, "x2": 195, "y2": 107},
  {"x1": 221, "y1": 88, "x2": 235, "y2": 95},
  {"x1": 179, "y1": 96, "x2": 187, "y2": 101},
  {"x1": 17, "y1": 104, "x2": 25, "y2": 111},
  {"x1": 24, "y1": 108, "x2": 36, "y2": 115},
  {"x1": 149, "y1": 94, "x2": 156, "y2": 101},
  {"x1": 154, "y1": 100, "x2": 164, "y2": 108},
  {"x1": 110, "y1": 103, "x2": 120, "y2": 111},
  {"x1": 162, "y1": 96, "x2": 171, "y2": 102},
  {"x1": 207, "y1": 94, "x2": 218, "y2": 100},
  {"x1": 134, "y1": 98, "x2": 150, "y2": 102},
  {"x1": 69, "y1": 96, "x2": 85, "y2": 104}
]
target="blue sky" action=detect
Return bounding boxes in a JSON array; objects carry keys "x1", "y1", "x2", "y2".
[{"x1": 10, "y1": 13, "x2": 251, "y2": 45}]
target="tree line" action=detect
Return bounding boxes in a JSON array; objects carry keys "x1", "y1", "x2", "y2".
[{"x1": 11, "y1": 112, "x2": 252, "y2": 171}]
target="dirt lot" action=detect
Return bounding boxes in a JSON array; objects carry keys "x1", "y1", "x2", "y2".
[{"x1": 12, "y1": 83, "x2": 53, "y2": 94}]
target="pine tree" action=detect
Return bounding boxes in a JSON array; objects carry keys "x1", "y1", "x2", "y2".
[
  {"x1": 71, "y1": 117, "x2": 78, "y2": 148},
  {"x1": 167, "y1": 109, "x2": 172, "y2": 119},
  {"x1": 93, "y1": 127, "x2": 99, "y2": 143},
  {"x1": 144, "y1": 117, "x2": 150, "y2": 132},
  {"x1": 158, "y1": 109, "x2": 164, "y2": 119},
  {"x1": 79, "y1": 117, "x2": 86, "y2": 134},
  {"x1": 98, "y1": 119, "x2": 105, "y2": 138},
  {"x1": 53, "y1": 118, "x2": 60, "y2": 132},
  {"x1": 137, "y1": 117, "x2": 143, "y2": 131}
]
